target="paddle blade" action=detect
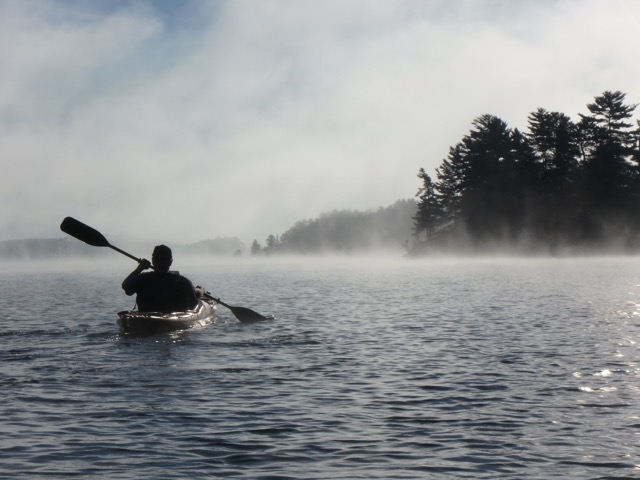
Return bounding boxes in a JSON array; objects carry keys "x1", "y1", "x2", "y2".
[
  {"x1": 60, "y1": 217, "x2": 110, "y2": 247},
  {"x1": 229, "y1": 305, "x2": 271, "y2": 323},
  {"x1": 203, "y1": 293, "x2": 271, "y2": 322}
]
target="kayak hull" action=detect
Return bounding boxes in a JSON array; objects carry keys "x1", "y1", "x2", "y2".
[{"x1": 117, "y1": 298, "x2": 217, "y2": 334}]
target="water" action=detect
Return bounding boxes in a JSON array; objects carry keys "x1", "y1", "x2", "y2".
[{"x1": 1, "y1": 256, "x2": 640, "y2": 479}]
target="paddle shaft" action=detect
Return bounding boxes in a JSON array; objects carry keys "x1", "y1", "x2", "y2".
[{"x1": 110, "y1": 245, "x2": 143, "y2": 263}]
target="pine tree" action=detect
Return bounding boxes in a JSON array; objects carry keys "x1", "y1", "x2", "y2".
[
  {"x1": 577, "y1": 91, "x2": 639, "y2": 240},
  {"x1": 264, "y1": 234, "x2": 280, "y2": 255},
  {"x1": 250, "y1": 240, "x2": 262, "y2": 256},
  {"x1": 434, "y1": 144, "x2": 466, "y2": 227},
  {"x1": 413, "y1": 168, "x2": 441, "y2": 240},
  {"x1": 528, "y1": 108, "x2": 579, "y2": 183},
  {"x1": 527, "y1": 108, "x2": 580, "y2": 243},
  {"x1": 457, "y1": 114, "x2": 514, "y2": 242}
]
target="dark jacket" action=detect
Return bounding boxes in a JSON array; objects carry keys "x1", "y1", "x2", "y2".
[{"x1": 123, "y1": 271, "x2": 198, "y2": 313}]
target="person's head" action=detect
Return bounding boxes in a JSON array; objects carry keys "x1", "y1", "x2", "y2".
[{"x1": 152, "y1": 244, "x2": 173, "y2": 272}]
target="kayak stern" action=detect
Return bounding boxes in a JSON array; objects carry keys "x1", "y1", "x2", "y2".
[{"x1": 117, "y1": 298, "x2": 217, "y2": 334}]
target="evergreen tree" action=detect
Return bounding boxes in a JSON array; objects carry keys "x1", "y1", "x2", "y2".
[
  {"x1": 250, "y1": 240, "x2": 262, "y2": 256},
  {"x1": 457, "y1": 114, "x2": 515, "y2": 242},
  {"x1": 528, "y1": 108, "x2": 579, "y2": 182},
  {"x1": 264, "y1": 234, "x2": 280, "y2": 255},
  {"x1": 413, "y1": 169, "x2": 440, "y2": 239},
  {"x1": 433, "y1": 144, "x2": 466, "y2": 227},
  {"x1": 527, "y1": 108, "x2": 580, "y2": 244},
  {"x1": 577, "y1": 91, "x2": 638, "y2": 240}
]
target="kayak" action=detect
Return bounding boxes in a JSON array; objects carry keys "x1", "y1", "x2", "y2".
[{"x1": 117, "y1": 298, "x2": 217, "y2": 334}]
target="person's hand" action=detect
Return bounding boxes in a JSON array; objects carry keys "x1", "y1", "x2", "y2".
[{"x1": 138, "y1": 258, "x2": 152, "y2": 270}]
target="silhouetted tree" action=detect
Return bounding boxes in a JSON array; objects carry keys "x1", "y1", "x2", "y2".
[
  {"x1": 264, "y1": 234, "x2": 280, "y2": 255},
  {"x1": 433, "y1": 144, "x2": 466, "y2": 228},
  {"x1": 250, "y1": 240, "x2": 262, "y2": 256},
  {"x1": 527, "y1": 108, "x2": 580, "y2": 244},
  {"x1": 576, "y1": 91, "x2": 638, "y2": 242},
  {"x1": 413, "y1": 169, "x2": 441, "y2": 239},
  {"x1": 456, "y1": 114, "x2": 516, "y2": 242}
]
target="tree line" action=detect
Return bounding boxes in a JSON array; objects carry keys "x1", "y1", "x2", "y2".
[
  {"x1": 0, "y1": 236, "x2": 245, "y2": 260},
  {"x1": 251, "y1": 199, "x2": 416, "y2": 255},
  {"x1": 411, "y1": 91, "x2": 640, "y2": 255}
]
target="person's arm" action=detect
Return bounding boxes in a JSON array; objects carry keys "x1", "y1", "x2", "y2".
[
  {"x1": 122, "y1": 259, "x2": 152, "y2": 295},
  {"x1": 182, "y1": 277, "x2": 199, "y2": 309}
]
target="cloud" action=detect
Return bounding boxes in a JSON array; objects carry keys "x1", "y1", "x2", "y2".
[{"x1": 2, "y1": 0, "x2": 640, "y2": 245}]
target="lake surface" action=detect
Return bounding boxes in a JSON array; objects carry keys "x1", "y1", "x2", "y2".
[{"x1": 2, "y1": 256, "x2": 640, "y2": 479}]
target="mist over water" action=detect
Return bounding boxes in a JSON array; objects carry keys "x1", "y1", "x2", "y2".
[{"x1": 2, "y1": 256, "x2": 640, "y2": 479}]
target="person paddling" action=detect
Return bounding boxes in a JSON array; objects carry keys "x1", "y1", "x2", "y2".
[{"x1": 122, "y1": 245, "x2": 198, "y2": 313}]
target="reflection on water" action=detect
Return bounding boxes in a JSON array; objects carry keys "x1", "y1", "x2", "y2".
[{"x1": 1, "y1": 256, "x2": 640, "y2": 479}]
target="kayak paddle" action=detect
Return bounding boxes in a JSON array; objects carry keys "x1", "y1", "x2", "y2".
[{"x1": 59, "y1": 216, "x2": 271, "y2": 322}]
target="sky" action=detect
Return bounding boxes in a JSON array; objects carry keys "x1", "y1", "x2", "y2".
[{"x1": 2, "y1": 0, "x2": 640, "y2": 246}]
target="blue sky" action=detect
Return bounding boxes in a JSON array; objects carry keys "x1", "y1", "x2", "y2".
[{"x1": 2, "y1": 0, "x2": 640, "y2": 245}]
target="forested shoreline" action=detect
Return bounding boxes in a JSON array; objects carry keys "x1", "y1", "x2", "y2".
[
  {"x1": 250, "y1": 200, "x2": 415, "y2": 255},
  {"x1": 411, "y1": 91, "x2": 640, "y2": 255}
]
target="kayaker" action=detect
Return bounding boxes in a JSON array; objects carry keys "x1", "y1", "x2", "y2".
[{"x1": 121, "y1": 244, "x2": 198, "y2": 313}]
